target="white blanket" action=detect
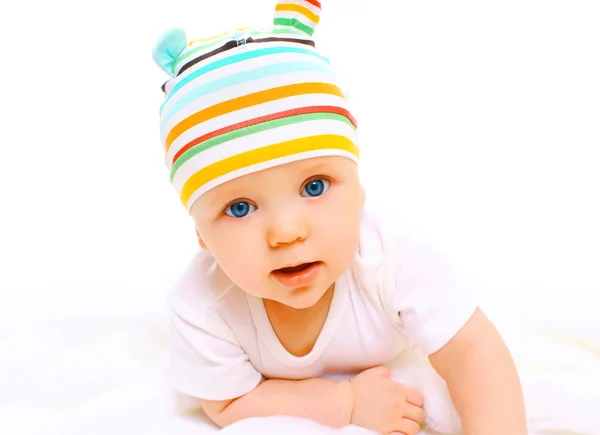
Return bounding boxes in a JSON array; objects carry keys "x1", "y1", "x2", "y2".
[{"x1": 2, "y1": 306, "x2": 599, "y2": 435}]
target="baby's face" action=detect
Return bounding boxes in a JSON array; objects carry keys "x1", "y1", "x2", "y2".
[{"x1": 191, "y1": 156, "x2": 365, "y2": 310}]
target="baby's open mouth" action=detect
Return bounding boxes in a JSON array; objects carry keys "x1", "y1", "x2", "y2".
[
  {"x1": 273, "y1": 261, "x2": 320, "y2": 274},
  {"x1": 271, "y1": 262, "x2": 322, "y2": 289}
]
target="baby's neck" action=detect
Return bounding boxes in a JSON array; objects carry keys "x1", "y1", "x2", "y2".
[{"x1": 263, "y1": 285, "x2": 335, "y2": 357}]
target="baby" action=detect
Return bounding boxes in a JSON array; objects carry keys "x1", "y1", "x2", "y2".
[{"x1": 152, "y1": 2, "x2": 527, "y2": 435}]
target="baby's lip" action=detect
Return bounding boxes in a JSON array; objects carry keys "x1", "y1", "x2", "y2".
[
  {"x1": 271, "y1": 262, "x2": 322, "y2": 289},
  {"x1": 272, "y1": 261, "x2": 320, "y2": 274}
]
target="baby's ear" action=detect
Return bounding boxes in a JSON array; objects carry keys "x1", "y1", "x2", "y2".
[
  {"x1": 152, "y1": 28, "x2": 188, "y2": 76},
  {"x1": 359, "y1": 184, "x2": 366, "y2": 208},
  {"x1": 273, "y1": 0, "x2": 322, "y2": 37},
  {"x1": 195, "y1": 228, "x2": 208, "y2": 251}
]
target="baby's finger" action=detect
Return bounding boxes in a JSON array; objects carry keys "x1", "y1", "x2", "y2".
[
  {"x1": 404, "y1": 387, "x2": 424, "y2": 407},
  {"x1": 402, "y1": 403, "x2": 426, "y2": 424},
  {"x1": 365, "y1": 365, "x2": 391, "y2": 378},
  {"x1": 390, "y1": 417, "x2": 421, "y2": 435}
]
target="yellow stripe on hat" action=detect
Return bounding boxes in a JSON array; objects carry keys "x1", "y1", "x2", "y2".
[
  {"x1": 180, "y1": 134, "x2": 358, "y2": 207},
  {"x1": 188, "y1": 27, "x2": 253, "y2": 45}
]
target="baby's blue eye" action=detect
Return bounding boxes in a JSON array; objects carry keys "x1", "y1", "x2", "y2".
[
  {"x1": 225, "y1": 201, "x2": 256, "y2": 218},
  {"x1": 302, "y1": 179, "x2": 330, "y2": 197}
]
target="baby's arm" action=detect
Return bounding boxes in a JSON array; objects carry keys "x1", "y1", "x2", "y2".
[
  {"x1": 201, "y1": 377, "x2": 353, "y2": 428},
  {"x1": 429, "y1": 308, "x2": 527, "y2": 435},
  {"x1": 168, "y1": 295, "x2": 354, "y2": 429}
]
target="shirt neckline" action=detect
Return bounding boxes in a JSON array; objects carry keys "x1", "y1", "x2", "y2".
[{"x1": 246, "y1": 270, "x2": 349, "y2": 368}]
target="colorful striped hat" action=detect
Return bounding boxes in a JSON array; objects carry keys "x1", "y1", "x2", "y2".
[{"x1": 153, "y1": 0, "x2": 359, "y2": 212}]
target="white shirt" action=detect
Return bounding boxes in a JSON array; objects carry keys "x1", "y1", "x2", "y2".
[{"x1": 167, "y1": 208, "x2": 478, "y2": 401}]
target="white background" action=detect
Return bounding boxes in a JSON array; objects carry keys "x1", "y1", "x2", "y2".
[
  {"x1": 1, "y1": 1, "x2": 599, "y2": 434},
  {"x1": 1, "y1": 0, "x2": 599, "y2": 355}
]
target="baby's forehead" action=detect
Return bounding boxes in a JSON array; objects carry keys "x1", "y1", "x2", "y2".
[
  {"x1": 197, "y1": 156, "x2": 352, "y2": 203},
  {"x1": 234, "y1": 155, "x2": 351, "y2": 182}
]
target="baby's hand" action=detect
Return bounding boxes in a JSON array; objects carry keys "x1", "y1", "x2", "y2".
[{"x1": 349, "y1": 366, "x2": 425, "y2": 435}]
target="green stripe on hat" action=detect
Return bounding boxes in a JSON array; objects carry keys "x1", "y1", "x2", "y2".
[{"x1": 274, "y1": 18, "x2": 314, "y2": 36}]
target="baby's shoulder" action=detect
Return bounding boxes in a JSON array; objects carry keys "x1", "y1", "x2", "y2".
[
  {"x1": 168, "y1": 249, "x2": 246, "y2": 326},
  {"x1": 357, "y1": 203, "x2": 417, "y2": 260},
  {"x1": 348, "y1": 205, "x2": 408, "y2": 295},
  {"x1": 351, "y1": 204, "x2": 442, "y2": 298}
]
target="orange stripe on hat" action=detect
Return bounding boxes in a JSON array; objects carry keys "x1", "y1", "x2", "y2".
[
  {"x1": 165, "y1": 82, "x2": 344, "y2": 151},
  {"x1": 275, "y1": 3, "x2": 320, "y2": 24}
]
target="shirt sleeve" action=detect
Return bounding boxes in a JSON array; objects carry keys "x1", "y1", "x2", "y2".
[
  {"x1": 385, "y1": 227, "x2": 479, "y2": 356},
  {"x1": 166, "y1": 296, "x2": 263, "y2": 401}
]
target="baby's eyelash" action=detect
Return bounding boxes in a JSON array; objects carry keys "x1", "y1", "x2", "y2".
[
  {"x1": 306, "y1": 174, "x2": 333, "y2": 183},
  {"x1": 220, "y1": 199, "x2": 256, "y2": 215},
  {"x1": 302, "y1": 175, "x2": 333, "y2": 187}
]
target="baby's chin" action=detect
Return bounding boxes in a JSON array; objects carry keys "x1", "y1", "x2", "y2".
[
  {"x1": 281, "y1": 282, "x2": 334, "y2": 310},
  {"x1": 241, "y1": 276, "x2": 334, "y2": 310}
]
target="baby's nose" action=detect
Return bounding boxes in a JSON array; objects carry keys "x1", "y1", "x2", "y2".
[{"x1": 266, "y1": 208, "x2": 310, "y2": 247}]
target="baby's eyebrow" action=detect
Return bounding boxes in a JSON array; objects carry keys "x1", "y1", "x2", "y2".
[
  {"x1": 205, "y1": 193, "x2": 234, "y2": 209},
  {"x1": 204, "y1": 187, "x2": 247, "y2": 208},
  {"x1": 299, "y1": 161, "x2": 334, "y2": 175}
]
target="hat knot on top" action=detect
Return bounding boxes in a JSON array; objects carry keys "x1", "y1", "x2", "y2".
[{"x1": 152, "y1": 28, "x2": 188, "y2": 77}]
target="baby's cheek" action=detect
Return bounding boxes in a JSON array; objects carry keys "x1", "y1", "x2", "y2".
[
  {"x1": 223, "y1": 253, "x2": 263, "y2": 287},
  {"x1": 326, "y1": 204, "x2": 360, "y2": 240},
  {"x1": 231, "y1": 263, "x2": 260, "y2": 291},
  {"x1": 209, "y1": 240, "x2": 262, "y2": 289},
  {"x1": 322, "y1": 219, "x2": 360, "y2": 262}
]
